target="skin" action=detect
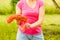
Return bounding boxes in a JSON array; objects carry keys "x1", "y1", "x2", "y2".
[{"x1": 16, "y1": 0, "x2": 45, "y2": 28}]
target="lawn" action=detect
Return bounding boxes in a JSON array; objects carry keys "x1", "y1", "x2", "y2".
[
  {"x1": 43, "y1": 14, "x2": 60, "y2": 40},
  {"x1": 0, "y1": 14, "x2": 60, "y2": 40}
]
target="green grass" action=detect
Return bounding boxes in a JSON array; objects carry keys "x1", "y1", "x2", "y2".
[
  {"x1": 42, "y1": 14, "x2": 60, "y2": 40},
  {"x1": 0, "y1": 15, "x2": 18, "y2": 40},
  {"x1": 0, "y1": 15, "x2": 60, "y2": 40}
]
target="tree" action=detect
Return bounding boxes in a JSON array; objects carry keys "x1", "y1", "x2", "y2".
[
  {"x1": 11, "y1": 0, "x2": 19, "y2": 13},
  {"x1": 52, "y1": 0, "x2": 60, "y2": 12}
]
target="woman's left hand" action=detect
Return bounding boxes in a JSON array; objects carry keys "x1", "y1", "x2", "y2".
[
  {"x1": 24, "y1": 23, "x2": 31, "y2": 28},
  {"x1": 25, "y1": 23, "x2": 35, "y2": 28}
]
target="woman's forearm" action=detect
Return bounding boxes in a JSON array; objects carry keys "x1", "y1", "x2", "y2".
[
  {"x1": 31, "y1": 6, "x2": 45, "y2": 28},
  {"x1": 31, "y1": 19, "x2": 44, "y2": 28}
]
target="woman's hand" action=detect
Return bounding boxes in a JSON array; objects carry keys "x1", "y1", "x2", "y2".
[
  {"x1": 24, "y1": 23, "x2": 35, "y2": 28},
  {"x1": 24, "y1": 23, "x2": 31, "y2": 28},
  {"x1": 16, "y1": 18, "x2": 21, "y2": 25}
]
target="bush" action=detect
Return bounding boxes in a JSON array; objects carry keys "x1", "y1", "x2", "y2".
[
  {"x1": 0, "y1": 6, "x2": 12, "y2": 15},
  {"x1": 0, "y1": 0, "x2": 60, "y2": 15},
  {"x1": 10, "y1": 0, "x2": 19, "y2": 14},
  {"x1": 0, "y1": 0, "x2": 19, "y2": 15}
]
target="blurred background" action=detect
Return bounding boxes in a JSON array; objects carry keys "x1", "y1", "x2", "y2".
[{"x1": 0, "y1": 0, "x2": 60, "y2": 40}]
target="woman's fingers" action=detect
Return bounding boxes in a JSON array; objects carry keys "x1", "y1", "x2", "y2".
[{"x1": 24, "y1": 23, "x2": 31, "y2": 28}]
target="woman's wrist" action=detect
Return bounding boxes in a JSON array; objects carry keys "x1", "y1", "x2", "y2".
[
  {"x1": 30, "y1": 22, "x2": 41, "y2": 28},
  {"x1": 30, "y1": 24, "x2": 36, "y2": 28}
]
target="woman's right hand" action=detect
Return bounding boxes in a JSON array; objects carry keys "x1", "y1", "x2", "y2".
[
  {"x1": 16, "y1": 18, "x2": 21, "y2": 25},
  {"x1": 16, "y1": 5, "x2": 22, "y2": 24}
]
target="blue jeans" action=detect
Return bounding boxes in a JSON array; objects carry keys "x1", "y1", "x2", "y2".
[{"x1": 16, "y1": 29, "x2": 44, "y2": 40}]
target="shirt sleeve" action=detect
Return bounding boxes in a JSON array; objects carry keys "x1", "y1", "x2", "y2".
[
  {"x1": 16, "y1": 1, "x2": 22, "y2": 10},
  {"x1": 39, "y1": 0, "x2": 44, "y2": 7}
]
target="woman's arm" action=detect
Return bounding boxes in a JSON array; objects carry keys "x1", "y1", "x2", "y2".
[
  {"x1": 16, "y1": 1, "x2": 22, "y2": 15},
  {"x1": 16, "y1": 6, "x2": 21, "y2": 15},
  {"x1": 16, "y1": 1, "x2": 22, "y2": 24},
  {"x1": 30, "y1": 5, "x2": 45, "y2": 28},
  {"x1": 16, "y1": 6, "x2": 21, "y2": 24}
]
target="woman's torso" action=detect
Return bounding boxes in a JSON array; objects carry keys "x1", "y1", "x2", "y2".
[{"x1": 17, "y1": 0, "x2": 43, "y2": 35}]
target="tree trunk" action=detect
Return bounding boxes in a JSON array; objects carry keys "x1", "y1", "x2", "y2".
[{"x1": 52, "y1": 0, "x2": 60, "y2": 12}]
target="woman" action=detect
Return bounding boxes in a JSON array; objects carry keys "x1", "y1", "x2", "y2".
[{"x1": 16, "y1": 0, "x2": 45, "y2": 40}]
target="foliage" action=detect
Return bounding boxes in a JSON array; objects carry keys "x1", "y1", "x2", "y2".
[
  {"x1": 0, "y1": 0, "x2": 60, "y2": 15},
  {"x1": 0, "y1": 0, "x2": 19, "y2": 15},
  {"x1": 10, "y1": 0, "x2": 19, "y2": 14}
]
